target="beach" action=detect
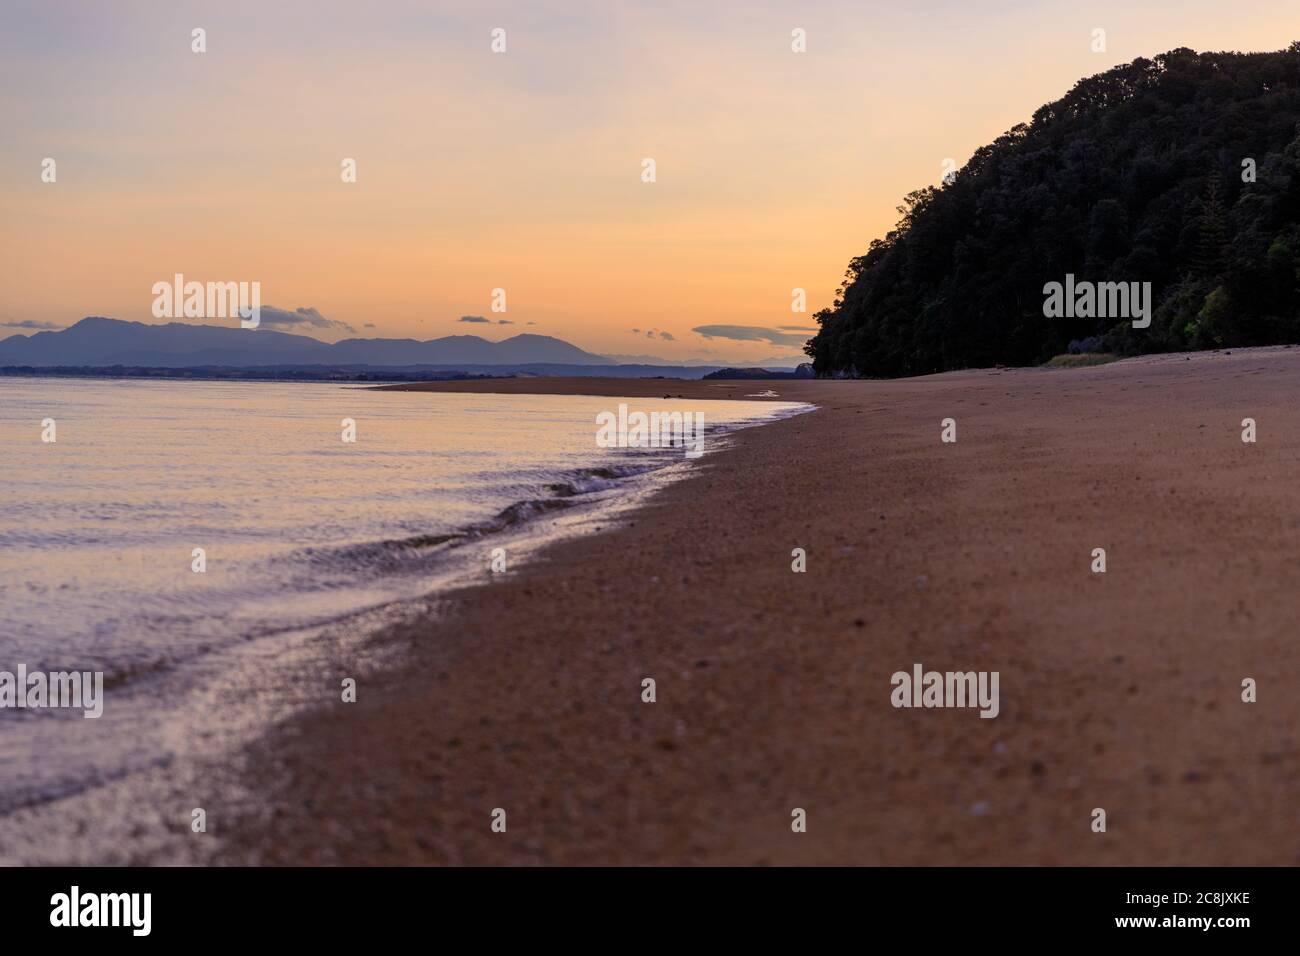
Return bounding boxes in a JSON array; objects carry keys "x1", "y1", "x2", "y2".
[{"x1": 157, "y1": 346, "x2": 1295, "y2": 866}]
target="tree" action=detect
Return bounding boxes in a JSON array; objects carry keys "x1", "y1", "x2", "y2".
[{"x1": 808, "y1": 44, "x2": 1300, "y2": 376}]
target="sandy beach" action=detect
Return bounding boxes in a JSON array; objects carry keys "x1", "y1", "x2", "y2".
[{"x1": 214, "y1": 348, "x2": 1300, "y2": 865}]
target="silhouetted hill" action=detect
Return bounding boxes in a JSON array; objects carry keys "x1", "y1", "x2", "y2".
[
  {"x1": 702, "y1": 365, "x2": 814, "y2": 380},
  {"x1": 0, "y1": 362, "x2": 742, "y2": 381},
  {"x1": 807, "y1": 44, "x2": 1300, "y2": 377},
  {"x1": 0, "y1": 317, "x2": 611, "y2": 368}
]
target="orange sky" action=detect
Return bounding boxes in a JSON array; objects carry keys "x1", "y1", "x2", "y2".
[{"x1": 4, "y1": 1, "x2": 1299, "y2": 362}]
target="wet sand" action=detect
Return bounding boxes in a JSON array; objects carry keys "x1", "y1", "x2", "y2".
[{"x1": 224, "y1": 349, "x2": 1300, "y2": 865}]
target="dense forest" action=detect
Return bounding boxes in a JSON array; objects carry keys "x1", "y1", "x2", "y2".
[{"x1": 806, "y1": 44, "x2": 1300, "y2": 377}]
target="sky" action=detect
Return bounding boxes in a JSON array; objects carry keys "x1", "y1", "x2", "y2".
[{"x1": 3, "y1": 0, "x2": 1300, "y2": 363}]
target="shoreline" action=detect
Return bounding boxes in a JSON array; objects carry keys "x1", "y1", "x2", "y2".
[
  {"x1": 214, "y1": 348, "x2": 1300, "y2": 865},
  {"x1": 13, "y1": 348, "x2": 1300, "y2": 864},
  {"x1": 0, "y1": 391, "x2": 807, "y2": 863}
]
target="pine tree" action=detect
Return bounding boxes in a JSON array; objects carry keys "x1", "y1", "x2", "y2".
[{"x1": 1191, "y1": 168, "x2": 1228, "y2": 280}]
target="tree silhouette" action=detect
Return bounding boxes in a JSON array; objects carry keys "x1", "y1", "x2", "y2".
[{"x1": 807, "y1": 46, "x2": 1300, "y2": 376}]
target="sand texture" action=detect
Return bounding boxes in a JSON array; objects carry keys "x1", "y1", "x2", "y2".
[{"x1": 219, "y1": 349, "x2": 1300, "y2": 864}]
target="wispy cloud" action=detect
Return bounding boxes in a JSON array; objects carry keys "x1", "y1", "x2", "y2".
[
  {"x1": 459, "y1": 315, "x2": 490, "y2": 324},
  {"x1": 630, "y1": 326, "x2": 675, "y2": 341},
  {"x1": 1, "y1": 319, "x2": 63, "y2": 330},
  {"x1": 258, "y1": 306, "x2": 355, "y2": 334},
  {"x1": 692, "y1": 325, "x2": 811, "y2": 347}
]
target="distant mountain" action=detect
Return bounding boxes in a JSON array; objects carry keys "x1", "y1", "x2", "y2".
[
  {"x1": 602, "y1": 352, "x2": 805, "y2": 368},
  {"x1": 747, "y1": 354, "x2": 809, "y2": 368},
  {"x1": 0, "y1": 317, "x2": 611, "y2": 368},
  {"x1": 327, "y1": 332, "x2": 604, "y2": 366},
  {"x1": 601, "y1": 353, "x2": 719, "y2": 367},
  {"x1": 0, "y1": 362, "x2": 756, "y2": 381}
]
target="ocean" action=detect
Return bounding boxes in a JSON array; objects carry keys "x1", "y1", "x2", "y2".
[{"x1": 0, "y1": 377, "x2": 807, "y2": 818}]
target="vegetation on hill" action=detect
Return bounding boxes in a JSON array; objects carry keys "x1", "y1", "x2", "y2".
[
  {"x1": 806, "y1": 44, "x2": 1300, "y2": 377},
  {"x1": 702, "y1": 365, "x2": 814, "y2": 380}
]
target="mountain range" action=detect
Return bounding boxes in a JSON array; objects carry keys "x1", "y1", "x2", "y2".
[
  {"x1": 0, "y1": 317, "x2": 805, "y2": 376},
  {"x1": 0, "y1": 317, "x2": 613, "y2": 368}
]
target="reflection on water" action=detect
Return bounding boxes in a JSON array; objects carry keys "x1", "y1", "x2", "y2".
[{"x1": 0, "y1": 377, "x2": 806, "y2": 811}]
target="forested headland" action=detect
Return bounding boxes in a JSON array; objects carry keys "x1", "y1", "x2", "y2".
[{"x1": 807, "y1": 45, "x2": 1300, "y2": 377}]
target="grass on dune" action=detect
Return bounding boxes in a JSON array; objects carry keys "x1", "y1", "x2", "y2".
[{"x1": 1044, "y1": 353, "x2": 1120, "y2": 368}]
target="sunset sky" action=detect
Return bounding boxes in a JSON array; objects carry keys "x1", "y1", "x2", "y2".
[{"x1": 4, "y1": 0, "x2": 1299, "y2": 363}]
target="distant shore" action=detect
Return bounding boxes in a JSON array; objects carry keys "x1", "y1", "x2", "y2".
[
  {"x1": 0, "y1": 365, "x2": 506, "y2": 384},
  {"x1": 374, "y1": 375, "x2": 807, "y2": 400}
]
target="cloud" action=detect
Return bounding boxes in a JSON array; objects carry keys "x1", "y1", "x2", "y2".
[
  {"x1": 498, "y1": 319, "x2": 514, "y2": 325},
  {"x1": 258, "y1": 306, "x2": 355, "y2": 334},
  {"x1": 363, "y1": 322, "x2": 376, "y2": 328},
  {"x1": 526, "y1": 321, "x2": 536, "y2": 326},
  {"x1": 691, "y1": 325, "x2": 811, "y2": 347},
  {"x1": 633, "y1": 326, "x2": 675, "y2": 341},
  {"x1": 1, "y1": 319, "x2": 63, "y2": 330},
  {"x1": 778, "y1": 325, "x2": 818, "y2": 331},
  {"x1": 459, "y1": 315, "x2": 490, "y2": 324}
]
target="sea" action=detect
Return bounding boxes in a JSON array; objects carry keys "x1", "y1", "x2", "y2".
[{"x1": 0, "y1": 377, "x2": 807, "y2": 825}]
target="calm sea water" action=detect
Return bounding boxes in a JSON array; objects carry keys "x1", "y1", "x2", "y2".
[{"x1": 0, "y1": 378, "x2": 805, "y2": 812}]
